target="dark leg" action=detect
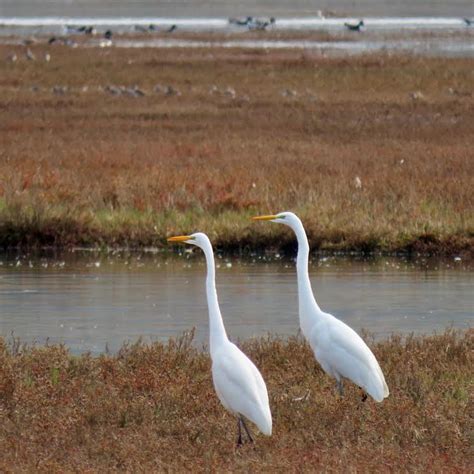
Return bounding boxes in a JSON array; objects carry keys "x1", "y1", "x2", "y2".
[
  {"x1": 336, "y1": 379, "x2": 344, "y2": 396},
  {"x1": 240, "y1": 416, "x2": 254, "y2": 443},
  {"x1": 237, "y1": 418, "x2": 243, "y2": 446},
  {"x1": 361, "y1": 390, "x2": 368, "y2": 402}
]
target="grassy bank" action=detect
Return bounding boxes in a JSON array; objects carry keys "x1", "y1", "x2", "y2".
[
  {"x1": 0, "y1": 44, "x2": 473, "y2": 255},
  {"x1": 0, "y1": 330, "x2": 471, "y2": 471}
]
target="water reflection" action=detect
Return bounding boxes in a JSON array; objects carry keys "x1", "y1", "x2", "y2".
[{"x1": 0, "y1": 252, "x2": 472, "y2": 354}]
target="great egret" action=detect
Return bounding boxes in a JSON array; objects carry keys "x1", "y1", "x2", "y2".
[
  {"x1": 252, "y1": 212, "x2": 389, "y2": 402},
  {"x1": 167, "y1": 233, "x2": 272, "y2": 444}
]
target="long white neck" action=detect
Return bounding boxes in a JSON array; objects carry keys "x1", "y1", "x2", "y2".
[
  {"x1": 201, "y1": 240, "x2": 229, "y2": 356},
  {"x1": 291, "y1": 217, "x2": 323, "y2": 337}
]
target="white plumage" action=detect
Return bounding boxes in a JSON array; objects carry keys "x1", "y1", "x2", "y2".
[
  {"x1": 212, "y1": 343, "x2": 272, "y2": 435},
  {"x1": 253, "y1": 212, "x2": 389, "y2": 402},
  {"x1": 167, "y1": 232, "x2": 272, "y2": 443}
]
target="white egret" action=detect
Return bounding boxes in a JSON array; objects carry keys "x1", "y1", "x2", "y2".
[
  {"x1": 167, "y1": 233, "x2": 272, "y2": 444},
  {"x1": 252, "y1": 212, "x2": 389, "y2": 402}
]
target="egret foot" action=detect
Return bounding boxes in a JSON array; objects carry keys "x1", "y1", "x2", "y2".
[
  {"x1": 237, "y1": 418, "x2": 243, "y2": 446},
  {"x1": 241, "y1": 416, "x2": 254, "y2": 443},
  {"x1": 357, "y1": 386, "x2": 368, "y2": 402},
  {"x1": 236, "y1": 416, "x2": 254, "y2": 446}
]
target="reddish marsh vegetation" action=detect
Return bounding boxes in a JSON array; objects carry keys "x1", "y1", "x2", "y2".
[
  {"x1": 0, "y1": 45, "x2": 473, "y2": 254},
  {"x1": 0, "y1": 330, "x2": 471, "y2": 471}
]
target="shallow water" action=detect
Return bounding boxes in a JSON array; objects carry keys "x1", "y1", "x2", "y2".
[
  {"x1": 2, "y1": 1, "x2": 474, "y2": 58},
  {"x1": 0, "y1": 252, "x2": 472, "y2": 354},
  {"x1": 1, "y1": 0, "x2": 473, "y2": 19},
  {"x1": 108, "y1": 36, "x2": 474, "y2": 58}
]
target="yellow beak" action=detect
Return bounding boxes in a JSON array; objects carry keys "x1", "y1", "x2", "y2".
[
  {"x1": 251, "y1": 214, "x2": 278, "y2": 221},
  {"x1": 167, "y1": 235, "x2": 192, "y2": 243}
]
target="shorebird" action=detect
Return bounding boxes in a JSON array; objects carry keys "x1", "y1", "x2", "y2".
[
  {"x1": 104, "y1": 30, "x2": 113, "y2": 40},
  {"x1": 344, "y1": 20, "x2": 364, "y2": 31},
  {"x1": 463, "y1": 18, "x2": 473, "y2": 26},
  {"x1": 65, "y1": 25, "x2": 80, "y2": 34},
  {"x1": 104, "y1": 85, "x2": 122, "y2": 96},
  {"x1": 167, "y1": 24, "x2": 177, "y2": 33},
  {"x1": 25, "y1": 48, "x2": 36, "y2": 60},
  {"x1": 229, "y1": 16, "x2": 253, "y2": 26},
  {"x1": 165, "y1": 85, "x2": 181, "y2": 96},
  {"x1": 52, "y1": 85, "x2": 67, "y2": 95},
  {"x1": 135, "y1": 24, "x2": 156, "y2": 33},
  {"x1": 125, "y1": 85, "x2": 146, "y2": 97},
  {"x1": 248, "y1": 17, "x2": 275, "y2": 31}
]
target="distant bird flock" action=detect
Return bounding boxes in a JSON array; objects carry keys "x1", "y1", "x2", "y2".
[
  {"x1": 168, "y1": 212, "x2": 389, "y2": 445},
  {"x1": 5, "y1": 13, "x2": 472, "y2": 62}
]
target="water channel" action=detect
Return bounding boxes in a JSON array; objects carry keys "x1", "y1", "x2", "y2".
[{"x1": 0, "y1": 252, "x2": 471, "y2": 354}]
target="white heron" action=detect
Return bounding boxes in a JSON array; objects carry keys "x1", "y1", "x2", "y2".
[
  {"x1": 167, "y1": 232, "x2": 272, "y2": 444},
  {"x1": 252, "y1": 212, "x2": 389, "y2": 402}
]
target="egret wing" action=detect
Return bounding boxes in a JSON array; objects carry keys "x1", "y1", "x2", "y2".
[
  {"x1": 312, "y1": 314, "x2": 388, "y2": 401},
  {"x1": 212, "y1": 342, "x2": 271, "y2": 434}
]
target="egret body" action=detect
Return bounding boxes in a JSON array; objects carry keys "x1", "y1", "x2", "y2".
[
  {"x1": 252, "y1": 212, "x2": 389, "y2": 402},
  {"x1": 167, "y1": 233, "x2": 272, "y2": 444}
]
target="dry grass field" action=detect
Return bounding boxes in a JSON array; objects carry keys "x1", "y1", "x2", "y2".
[
  {"x1": 0, "y1": 329, "x2": 471, "y2": 471},
  {"x1": 0, "y1": 42, "x2": 473, "y2": 255}
]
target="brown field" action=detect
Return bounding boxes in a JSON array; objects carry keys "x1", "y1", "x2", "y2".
[
  {"x1": 0, "y1": 43, "x2": 473, "y2": 255},
  {"x1": 0, "y1": 330, "x2": 471, "y2": 471}
]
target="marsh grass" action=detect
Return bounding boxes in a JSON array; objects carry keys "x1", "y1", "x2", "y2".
[
  {"x1": 0, "y1": 329, "x2": 471, "y2": 471},
  {"x1": 0, "y1": 45, "x2": 473, "y2": 255}
]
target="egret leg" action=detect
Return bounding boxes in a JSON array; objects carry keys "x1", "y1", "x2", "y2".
[
  {"x1": 240, "y1": 416, "x2": 254, "y2": 443},
  {"x1": 237, "y1": 418, "x2": 243, "y2": 446},
  {"x1": 336, "y1": 379, "x2": 344, "y2": 396},
  {"x1": 361, "y1": 390, "x2": 368, "y2": 402}
]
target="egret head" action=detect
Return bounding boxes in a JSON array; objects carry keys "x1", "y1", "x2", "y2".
[
  {"x1": 167, "y1": 232, "x2": 211, "y2": 250},
  {"x1": 252, "y1": 211, "x2": 300, "y2": 227}
]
